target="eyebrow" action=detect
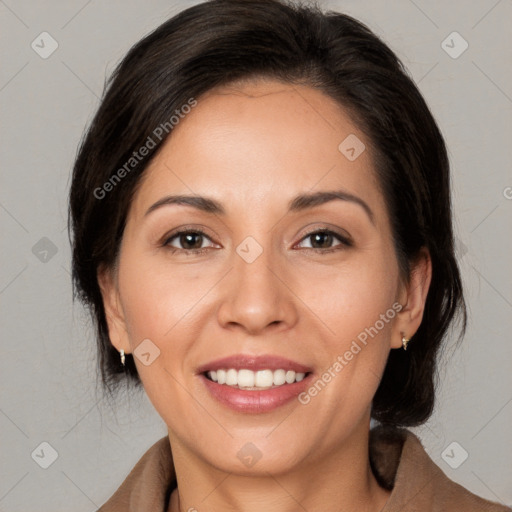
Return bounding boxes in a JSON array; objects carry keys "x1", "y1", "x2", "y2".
[{"x1": 144, "y1": 190, "x2": 375, "y2": 225}]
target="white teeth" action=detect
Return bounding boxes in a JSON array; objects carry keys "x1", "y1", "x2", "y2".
[
  {"x1": 255, "y1": 370, "x2": 273, "y2": 387},
  {"x1": 273, "y1": 369, "x2": 286, "y2": 386},
  {"x1": 237, "y1": 369, "x2": 255, "y2": 388},
  {"x1": 206, "y1": 369, "x2": 308, "y2": 388},
  {"x1": 285, "y1": 370, "x2": 296, "y2": 384},
  {"x1": 226, "y1": 369, "x2": 237, "y2": 386}
]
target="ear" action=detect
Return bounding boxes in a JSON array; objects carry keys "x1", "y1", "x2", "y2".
[
  {"x1": 97, "y1": 265, "x2": 131, "y2": 355},
  {"x1": 391, "y1": 247, "x2": 432, "y2": 349}
]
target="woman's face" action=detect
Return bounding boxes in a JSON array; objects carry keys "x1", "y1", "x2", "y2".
[{"x1": 100, "y1": 78, "x2": 428, "y2": 474}]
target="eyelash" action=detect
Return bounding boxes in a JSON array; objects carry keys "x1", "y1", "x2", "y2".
[{"x1": 161, "y1": 227, "x2": 353, "y2": 255}]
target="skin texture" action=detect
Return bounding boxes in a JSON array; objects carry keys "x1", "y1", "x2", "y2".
[{"x1": 99, "y1": 78, "x2": 432, "y2": 512}]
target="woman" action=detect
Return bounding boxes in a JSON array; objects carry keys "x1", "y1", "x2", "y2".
[{"x1": 68, "y1": 0, "x2": 510, "y2": 510}]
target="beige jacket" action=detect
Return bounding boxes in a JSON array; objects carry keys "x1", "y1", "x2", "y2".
[{"x1": 97, "y1": 426, "x2": 510, "y2": 511}]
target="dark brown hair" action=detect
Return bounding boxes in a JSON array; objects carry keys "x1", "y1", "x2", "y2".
[{"x1": 69, "y1": 0, "x2": 466, "y2": 426}]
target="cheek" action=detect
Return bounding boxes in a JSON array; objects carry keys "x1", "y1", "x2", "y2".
[
  {"x1": 116, "y1": 254, "x2": 202, "y2": 425},
  {"x1": 297, "y1": 244, "x2": 399, "y2": 335},
  {"x1": 118, "y1": 251, "x2": 205, "y2": 341},
  {"x1": 114, "y1": 252, "x2": 198, "y2": 401},
  {"x1": 296, "y1": 245, "x2": 399, "y2": 395}
]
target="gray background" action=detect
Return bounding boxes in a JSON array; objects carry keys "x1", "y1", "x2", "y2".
[{"x1": 1, "y1": 0, "x2": 511, "y2": 510}]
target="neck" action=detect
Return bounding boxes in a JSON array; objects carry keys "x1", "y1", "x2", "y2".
[{"x1": 167, "y1": 418, "x2": 391, "y2": 512}]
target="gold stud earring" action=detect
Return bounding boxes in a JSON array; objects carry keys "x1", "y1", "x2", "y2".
[
  {"x1": 402, "y1": 335, "x2": 410, "y2": 351},
  {"x1": 120, "y1": 349, "x2": 125, "y2": 366}
]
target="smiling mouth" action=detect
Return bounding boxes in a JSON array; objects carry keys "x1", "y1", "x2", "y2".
[{"x1": 203, "y1": 368, "x2": 311, "y2": 390}]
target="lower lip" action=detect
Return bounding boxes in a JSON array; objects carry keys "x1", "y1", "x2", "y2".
[{"x1": 200, "y1": 373, "x2": 313, "y2": 414}]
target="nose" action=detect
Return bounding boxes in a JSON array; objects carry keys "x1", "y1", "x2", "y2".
[{"x1": 216, "y1": 238, "x2": 298, "y2": 335}]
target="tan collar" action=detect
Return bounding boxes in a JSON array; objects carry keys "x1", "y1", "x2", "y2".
[{"x1": 98, "y1": 425, "x2": 509, "y2": 511}]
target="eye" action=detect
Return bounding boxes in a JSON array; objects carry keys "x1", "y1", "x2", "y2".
[
  {"x1": 161, "y1": 227, "x2": 352, "y2": 255},
  {"x1": 162, "y1": 229, "x2": 216, "y2": 254},
  {"x1": 296, "y1": 229, "x2": 352, "y2": 253}
]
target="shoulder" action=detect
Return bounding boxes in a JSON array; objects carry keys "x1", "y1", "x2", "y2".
[
  {"x1": 96, "y1": 436, "x2": 176, "y2": 512},
  {"x1": 370, "y1": 425, "x2": 511, "y2": 512}
]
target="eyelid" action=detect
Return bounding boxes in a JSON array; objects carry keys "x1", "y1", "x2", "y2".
[
  {"x1": 161, "y1": 226, "x2": 217, "y2": 247},
  {"x1": 161, "y1": 224, "x2": 214, "y2": 239},
  {"x1": 296, "y1": 225, "x2": 353, "y2": 246}
]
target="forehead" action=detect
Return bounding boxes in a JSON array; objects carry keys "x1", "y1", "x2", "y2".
[{"x1": 129, "y1": 79, "x2": 384, "y2": 220}]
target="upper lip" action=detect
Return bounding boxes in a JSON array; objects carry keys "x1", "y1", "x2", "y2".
[{"x1": 196, "y1": 354, "x2": 313, "y2": 374}]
